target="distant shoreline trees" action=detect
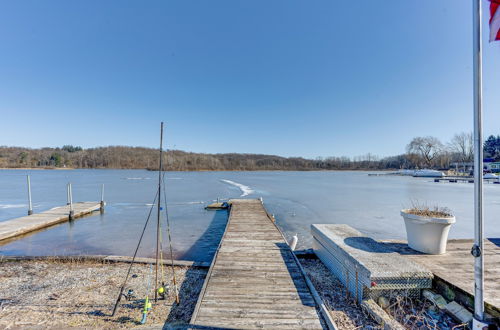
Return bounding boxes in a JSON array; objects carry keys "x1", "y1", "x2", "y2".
[{"x1": 0, "y1": 133, "x2": 496, "y2": 171}]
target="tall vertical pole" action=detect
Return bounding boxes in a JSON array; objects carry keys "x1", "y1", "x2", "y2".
[
  {"x1": 27, "y1": 175, "x2": 33, "y2": 215},
  {"x1": 155, "y1": 122, "x2": 164, "y2": 302},
  {"x1": 472, "y1": 0, "x2": 485, "y2": 326},
  {"x1": 68, "y1": 183, "x2": 74, "y2": 220},
  {"x1": 100, "y1": 183, "x2": 105, "y2": 213},
  {"x1": 67, "y1": 183, "x2": 70, "y2": 205}
]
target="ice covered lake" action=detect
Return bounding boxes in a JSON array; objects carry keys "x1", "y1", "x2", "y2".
[{"x1": 1, "y1": 169, "x2": 499, "y2": 261}]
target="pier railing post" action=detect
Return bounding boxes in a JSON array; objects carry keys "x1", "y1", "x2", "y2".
[
  {"x1": 66, "y1": 183, "x2": 70, "y2": 205},
  {"x1": 68, "y1": 183, "x2": 74, "y2": 220},
  {"x1": 100, "y1": 183, "x2": 105, "y2": 213},
  {"x1": 27, "y1": 175, "x2": 33, "y2": 215}
]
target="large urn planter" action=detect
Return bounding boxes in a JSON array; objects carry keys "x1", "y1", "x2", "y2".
[{"x1": 400, "y1": 209, "x2": 455, "y2": 255}]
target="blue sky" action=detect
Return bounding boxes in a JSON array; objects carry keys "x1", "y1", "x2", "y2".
[{"x1": 0, "y1": 0, "x2": 499, "y2": 158}]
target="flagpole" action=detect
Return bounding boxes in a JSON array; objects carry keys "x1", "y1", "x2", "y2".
[{"x1": 472, "y1": 0, "x2": 485, "y2": 326}]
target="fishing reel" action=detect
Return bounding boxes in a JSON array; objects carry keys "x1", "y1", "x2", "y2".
[
  {"x1": 157, "y1": 282, "x2": 170, "y2": 300},
  {"x1": 121, "y1": 289, "x2": 136, "y2": 301}
]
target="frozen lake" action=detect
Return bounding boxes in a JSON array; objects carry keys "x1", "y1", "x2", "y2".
[{"x1": 0, "y1": 169, "x2": 499, "y2": 261}]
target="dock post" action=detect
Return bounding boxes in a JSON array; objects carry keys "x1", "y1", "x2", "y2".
[
  {"x1": 68, "y1": 183, "x2": 74, "y2": 220},
  {"x1": 66, "y1": 183, "x2": 70, "y2": 205},
  {"x1": 100, "y1": 184, "x2": 105, "y2": 213},
  {"x1": 27, "y1": 175, "x2": 33, "y2": 215}
]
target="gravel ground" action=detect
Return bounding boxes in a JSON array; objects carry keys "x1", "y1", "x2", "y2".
[
  {"x1": 299, "y1": 258, "x2": 382, "y2": 329},
  {"x1": 1, "y1": 257, "x2": 468, "y2": 329},
  {"x1": 0, "y1": 259, "x2": 207, "y2": 329}
]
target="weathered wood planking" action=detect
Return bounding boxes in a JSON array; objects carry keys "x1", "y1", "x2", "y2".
[
  {"x1": 0, "y1": 202, "x2": 102, "y2": 241},
  {"x1": 384, "y1": 238, "x2": 500, "y2": 316},
  {"x1": 190, "y1": 199, "x2": 324, "y2": 329}
]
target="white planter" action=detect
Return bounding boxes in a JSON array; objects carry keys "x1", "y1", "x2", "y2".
[{"x1": 400, "y1": 209, "x2": 455, "y2": 255}]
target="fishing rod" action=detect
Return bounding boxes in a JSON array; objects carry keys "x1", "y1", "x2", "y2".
[
  {"x1": 155, "y1": 122, "x2": 164, "y2": 302},
  {"x1": 162, "y1": 172, "x2": 180, "y2": 304},
  {"x1": 112, "y1": 122, "x2": 179, "y2": 318},
  {"x1": 111, "y1": 190, "x2": 159, "y2": 317}
]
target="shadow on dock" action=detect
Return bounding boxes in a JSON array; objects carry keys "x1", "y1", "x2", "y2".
[
  {"x1": 344, "y1": 236, "x2": 426, "y2": 255},
  {"x1": 345, "y1": 237, "x2": 500, "y2": 255},
  {"x1": 276, "y1": 242, "x2": 317, "y2": 308}
]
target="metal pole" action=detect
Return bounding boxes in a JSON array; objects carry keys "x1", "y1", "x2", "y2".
[
  {"x1": 68, "y1": 183, "x2": 74, "y2": 220},
  {"x1": 472, "y1": 0, "x2": 485, "y2": 325},
  {"x1": 27, "y1": 175, "x2": 33, "y2": 215},
  {"x1": 100, "y1": 183, "x2": 105, "y2": 213},
  {"x1": 155, "y1": 122, "x2": 164, "y2": 302}
]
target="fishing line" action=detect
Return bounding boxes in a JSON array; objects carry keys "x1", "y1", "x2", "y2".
[{"x1": 162, "y1": 161, "x2": 180, "y2": 304}]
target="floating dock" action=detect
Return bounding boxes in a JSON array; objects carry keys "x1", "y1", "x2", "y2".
[
  {"x1": 190, "y1": 199, "x2": 326, "y2": 329},
  {"x1": 0, "y1": 202, "x2": 103, "y2": 241}
]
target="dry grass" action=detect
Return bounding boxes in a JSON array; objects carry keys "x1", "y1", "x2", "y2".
[
  {"x1": 299, "y1": 258, "x2": 382, "y2": 330},
  {"x1": 385, "y1": 295, "x2": 467, "y2": 330},
  {"x1": 0, "y1": 259, "x2": 207, "y2": 328},
  {"x1": 300, "y1": 258, "x2": 469, "y2": 330},
  {"x1": 406, "y1": 201, "x2": 453, "y2": 218}
]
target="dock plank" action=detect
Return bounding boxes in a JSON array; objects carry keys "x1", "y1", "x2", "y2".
[{"x1": 190, "y1": 199, "x2": 324, "y2": 329}]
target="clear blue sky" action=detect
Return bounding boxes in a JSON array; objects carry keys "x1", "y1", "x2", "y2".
[{"x1": 0, "y1": 0, "x2": 499, "y2": 158}]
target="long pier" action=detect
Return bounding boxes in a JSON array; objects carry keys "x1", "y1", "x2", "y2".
[
  {"x1": 0, "y1": 202, "x2": 103, "y2": 241},
  {"x1": 434, "y1": 176, "x2": 500, "y2": 183},
  {"x1": 190, "y1": 199, "x2": 327, "y2": 329}
]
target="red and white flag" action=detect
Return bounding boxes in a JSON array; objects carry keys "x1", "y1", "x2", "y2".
[{"x1": 491, "y1": 0, "x2": 500, "y2": 41}]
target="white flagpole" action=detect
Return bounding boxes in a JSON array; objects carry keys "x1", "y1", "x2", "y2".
[{"x1": 472, "y1": 0, "x2": 485, "y2": 326}]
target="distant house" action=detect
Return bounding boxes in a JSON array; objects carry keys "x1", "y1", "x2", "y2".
[
  {"x1": 451, "y1": 160, "x2": 498, "y2": 173},
  {"x1": 450, "y1": 162, "x2": 473, "y2": 173},
  {"x1": 489, "y1": 162, "x2": 500, "y2": 173}
]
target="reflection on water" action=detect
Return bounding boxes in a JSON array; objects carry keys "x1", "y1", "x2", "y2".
[{"x1": 1, "y1": 169, "x2": 500, "y2": 261}]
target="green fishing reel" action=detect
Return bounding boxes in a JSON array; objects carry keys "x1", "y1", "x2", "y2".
[{"x1": 157, "y1": 282, "x2": 169, "y2": 299}]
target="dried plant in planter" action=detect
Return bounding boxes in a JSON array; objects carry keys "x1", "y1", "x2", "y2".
[{"x1": 406, "y1": 201, "x2": 453, "y2": 218}]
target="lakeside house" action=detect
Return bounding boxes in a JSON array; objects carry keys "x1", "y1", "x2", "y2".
[{"x1": 450, "y1": 159, "x2": 500, "y2": 174}]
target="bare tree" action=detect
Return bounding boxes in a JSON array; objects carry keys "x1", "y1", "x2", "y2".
[
  {"x1": 448, "y1": 132, "x2": 473, "y2": 163},
  {"x1": 406, "y1": 136, "x2": 444, "y2": 168}
]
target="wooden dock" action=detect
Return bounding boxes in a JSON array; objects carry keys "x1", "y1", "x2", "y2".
[
  {"x1": 385, "y1": 238, "x2": 500, "y2": 318},
  {"x1": 434, "y1": 176, "x2": 500, "y2": 183},
  {"x1": 0, "y1": 202, "x2": 103, "y2": 241},
  {"x1": 190, "y1": 199, "x2": 326, "y2": 329}
]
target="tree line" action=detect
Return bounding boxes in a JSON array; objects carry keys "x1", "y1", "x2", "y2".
[
  {"x1": 0, "y1": 132, "x2": 496, "y2": 171},
  {"x1": 0, "y1": 146, "x2": 391, "y2": 170},
  {"x1": 405, "y1": 133, "x2": 500, "y2": 169}
]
